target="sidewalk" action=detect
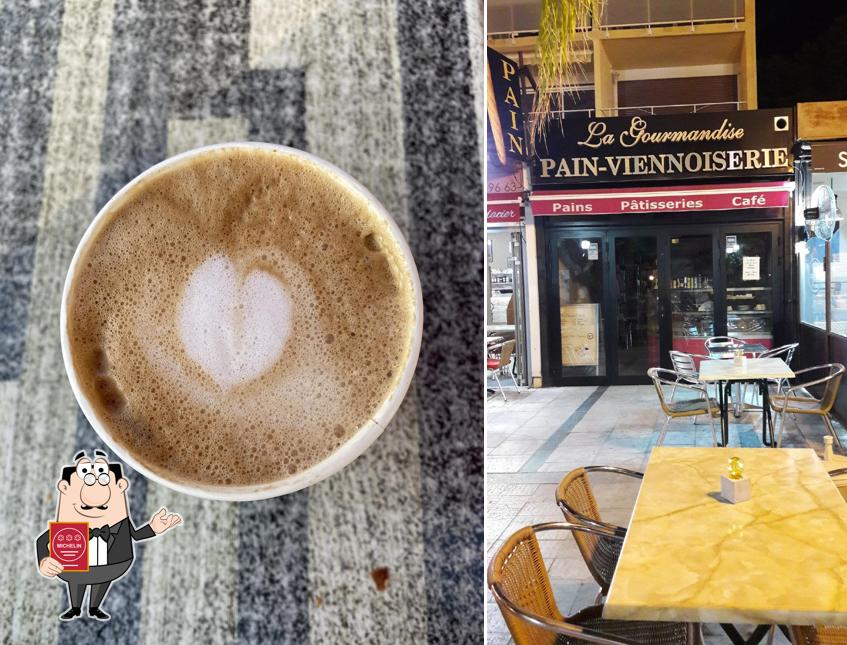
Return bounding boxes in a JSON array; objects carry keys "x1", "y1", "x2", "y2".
[{"x1": 485, "y1": 384, "x2": 847, "y2": 645}]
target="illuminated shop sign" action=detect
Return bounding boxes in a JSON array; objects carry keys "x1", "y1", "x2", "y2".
[{"x1": 532, "y1": 110, "x2": 793, "y2": 186}]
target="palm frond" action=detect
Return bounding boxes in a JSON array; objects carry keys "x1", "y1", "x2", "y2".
[{"x1": 531, "y1": 0, "x2": 603, "y2": 148}]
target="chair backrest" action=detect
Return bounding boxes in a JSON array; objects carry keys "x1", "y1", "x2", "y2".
[
  {"x1": 789, "y1": 625, "x2": 847, "y2": 644},
  {"x1": 759, "y1": 342, "x2": 799, "y2": 365},
  {"x1": 819, "y1": 363, "x2": 845, "y2": 413},
  {"x1": 668, "y1": 351, "x2": 697, "y2": 378},
  {"x1": 498, "y1": 340, "x2": 516, "y2": 369},
  {"x1": 705, "y1": 335, "x2": 743, "y2": 351},
  {"x1": 556, "y1": 469, "x2": 617, "y2": 591},
  {"x1": 488, "y1": 523, "x2": 632, "y2": 645},
  {"x1": 488, "y1": 525, "x2": 564, "y2": 644}
]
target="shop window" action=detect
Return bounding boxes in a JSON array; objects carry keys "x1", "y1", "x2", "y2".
[
  {"x1": 799, "y1": 235, "x2": 826, "y2": 331},
  {"x1": 831, "y1": 224, "x2": 847, "y2": 336}
]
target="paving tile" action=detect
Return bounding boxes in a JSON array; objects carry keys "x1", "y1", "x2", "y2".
[
  {"x1": 508, "y1": 424, "x2": 560, "y2": 439},
  {"x1": 486, "y1": 483, "x2": 539, "y2": 498},
  {"x1": 548, "y1": 557, "x2": 594, "y2": 582},
  {"x1": 560, "y1": 431, "x2": 611, "y2": 446},
  {"x1": 538, "y1": 538, "x2": 582, "y2": 561},
  {"x1": 487, "y1": 431, "x2": 510, "y2": 446},
  {"x1": 487, "y1": 455, "x2": 531, "y2": 473},
  {"x1": 515, "y1": 500, "x2": 563, "y2": 518},
  {"x1": 489, "y1": 438, "x2": 546, "y2": 457}
]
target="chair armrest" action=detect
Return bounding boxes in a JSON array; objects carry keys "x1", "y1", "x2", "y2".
[
  {"x1": 661, "y1": 379, "x2": 709, "y2": 396},
  {"x1": 785, "y1": 374, "x2": 834, "y2": 392},
  {"x1": 584, "y1": 465, "x2": 644, "y2": 480}
]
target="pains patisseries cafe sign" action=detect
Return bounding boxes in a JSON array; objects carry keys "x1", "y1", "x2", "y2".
[{"x1": 532, "y1": 109, "x2": 793, "y2": 186}]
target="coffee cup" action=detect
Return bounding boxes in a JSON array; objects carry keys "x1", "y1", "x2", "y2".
[{"x1": 60, "y1": 143, "x2": 422, "y2": 501}]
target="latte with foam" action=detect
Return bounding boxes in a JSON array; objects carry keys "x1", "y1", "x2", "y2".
[{"x1": 65, "y1": 146, "x2": 416, "y2": 488}]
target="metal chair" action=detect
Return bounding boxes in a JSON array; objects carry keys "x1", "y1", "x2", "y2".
[
  {"x1": 555, "y1": 467, "x2": 643, "y2": 600},
  {"x1": 758, "y1": 342, "x2": 799, "y2": 364},
  {"x1": 488, "y1": 522, "x2": 693, "y2": 645},
  {"x1": 744, "y1": 343, "x2": 800, "y2": 421},
  {"x1": 648, "y1": 367, "x2": 719, "y2": 447},
  {"x1": 789, "y1": 625, "x2": 847, "y2": 644},
  {"x1": 705, "y1": 337, "x2": 750, "y2": 415},
  {"x1": 758, "y1": 342, "x2": 799, "y2": 391},
  {"x1": 488, "y1": 340, "x2": 518, "y2": 401},
  {"x1": 705, "y1": 336, "x2": 745, "y2": 353},
  {"x1": 772, "y1": 363, "x2": 846, "y2": 451},
  {"x1": 668, "y1": 350, "x2": 711, "y2": 401}
]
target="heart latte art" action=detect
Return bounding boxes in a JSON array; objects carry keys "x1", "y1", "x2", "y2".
[
  {"x1": 66, "y1": 147, "x2": 415, "y2": 487},
  {"x1": 178, "y1": 255, "x2": 292, "y2": 391}
]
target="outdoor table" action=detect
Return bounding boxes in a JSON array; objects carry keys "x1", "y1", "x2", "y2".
[
  {"x1": 699, "y1": 358, "x2": 794, "y2": 447},
  {"x1": 604, "y1": 447, "x2": 847, "y2": 644},
  {"x1": 706, "y1": 345, "x2": 769, "y2": 418}
]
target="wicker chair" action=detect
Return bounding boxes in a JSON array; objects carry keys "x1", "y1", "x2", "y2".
[
  {"x1": 648, "y1": 367, "x2": 719, "y2": 447},
  {"x1": 790, "y1": 625, "x2": 847, "y2": 644},
  {"x1": 830, "y1": 466, "x2": 847, "y2": 502},
  {"x1": 555, "y1": 467, "x2": 643, "y2": 598},
  {"x1": 771, "y1": 364, "x2": 846, "y2": 450},
  {"x1": 784, "y1": 469, "x2": 847, "y2": 643},
  {"x1": 488, "y1": 522, "x2": 693, "y2": 645}
]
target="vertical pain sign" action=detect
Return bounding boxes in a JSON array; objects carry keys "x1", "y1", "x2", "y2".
[{"x1": 486, "y1": 48, "x2": 527, "y2": 165}]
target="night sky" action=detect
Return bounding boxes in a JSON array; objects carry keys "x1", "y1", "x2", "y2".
[{"x1": 756, "y1": 2, "x2": 847, "y2": 108}]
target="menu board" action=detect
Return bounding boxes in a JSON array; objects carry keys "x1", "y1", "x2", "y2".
[
  {"x1": 561, "y1": 303, "x2": 599, "y2": 366},
  {"x1": 742, "y1": 256, "x2": 760, "y2": 281}
]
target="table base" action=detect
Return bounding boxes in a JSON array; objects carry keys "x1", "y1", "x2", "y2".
[
  {"x1": 715, "y1": 379, "x2": 775, "y2": 448},
  {"x1": 721, "y1": 623, "x2": 790, "y2": 645}
]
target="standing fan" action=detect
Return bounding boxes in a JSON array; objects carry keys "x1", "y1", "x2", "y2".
[{"x1": 808, "y1": 185, "x2": 840, "y2": 241}]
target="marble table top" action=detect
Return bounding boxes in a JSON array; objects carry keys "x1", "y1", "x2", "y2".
[
  {"x1": 604, "y1": 447, "x2": 847, "y2": 626},
  {"x1": 699, "y1": 357, "x2": 794, "y2": 381}
]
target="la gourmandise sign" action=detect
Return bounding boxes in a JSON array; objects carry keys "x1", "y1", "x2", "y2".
[{"x1": 531, "y1": 109, "x2": 793, "y2": 187}]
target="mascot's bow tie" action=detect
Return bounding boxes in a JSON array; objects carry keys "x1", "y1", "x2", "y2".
[{"x1": 89, "y1": 526, "x2": 112, "y2": 541}]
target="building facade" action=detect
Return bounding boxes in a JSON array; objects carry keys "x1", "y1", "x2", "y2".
[{"x1": 486, "y1": 0, "x2": 784, "y2": 387}]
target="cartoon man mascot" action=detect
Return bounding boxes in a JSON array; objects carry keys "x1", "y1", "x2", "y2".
[{"x1": 35, "y1": 449, "x2": 181, "y2": 621}]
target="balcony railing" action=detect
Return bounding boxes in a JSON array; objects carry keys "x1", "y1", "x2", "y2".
[
  {"x1": 527, "y1": 100, "x2": 747, "y2": 120},
  {"x1": 488, "y1": 0, "x2": 744, "y2": 37},
  {"x1": 600, "y1": 0, "x2": 744, "y2": 31}
]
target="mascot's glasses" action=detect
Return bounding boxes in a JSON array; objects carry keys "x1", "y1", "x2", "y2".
[{"x1": 83, "y1": 472, "x2": 109, "y2": 486}]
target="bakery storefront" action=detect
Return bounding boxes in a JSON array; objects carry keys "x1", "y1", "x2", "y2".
[{"x1": 531, "y1": 109, "x2": 795, "y2": 386}]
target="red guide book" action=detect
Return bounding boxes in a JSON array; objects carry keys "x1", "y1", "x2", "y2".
[{"x1": 49, "y1": 522, "x2": 89, "y2": 572}]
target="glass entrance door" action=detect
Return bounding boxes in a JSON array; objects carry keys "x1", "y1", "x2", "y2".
[
  {"x1": 556, "y1": 236, "x2": 605, "y2": 377},
  {"x1": 670, "y1": 235, "x2": 715, "y2": 356},
  {"x1": 613, "y1": 236, "x2": 659, "y2": 376}
]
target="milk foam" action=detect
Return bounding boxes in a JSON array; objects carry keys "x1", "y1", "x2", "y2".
[{"x1": 178, "y1": 254, "x2": 292, "y2": 390}]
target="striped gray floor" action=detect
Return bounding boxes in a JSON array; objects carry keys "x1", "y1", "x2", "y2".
[{"x1": 0, "y1": 2, "x2": 483, "y2": 642}]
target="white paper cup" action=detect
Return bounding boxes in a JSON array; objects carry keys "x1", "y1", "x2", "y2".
[{"x1": 60, "y1": 143, "x2": 423, "y2": 501}]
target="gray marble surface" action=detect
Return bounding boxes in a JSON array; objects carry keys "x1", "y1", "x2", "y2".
[{"x1": 0, "y1": 1, "x2": 483, "y2": 642}]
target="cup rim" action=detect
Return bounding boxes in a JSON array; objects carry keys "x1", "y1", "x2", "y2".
[{"x1": 60, "y1": 142, "x2": 423, "y2": 501}]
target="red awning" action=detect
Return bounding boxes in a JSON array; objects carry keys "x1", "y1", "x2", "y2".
[
  {"x1": 487, "y1": 191, "x2": 523, "y2": 223},
  {"x1": 529, "y1": 181, "x2": 794, "y2": 216}
]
